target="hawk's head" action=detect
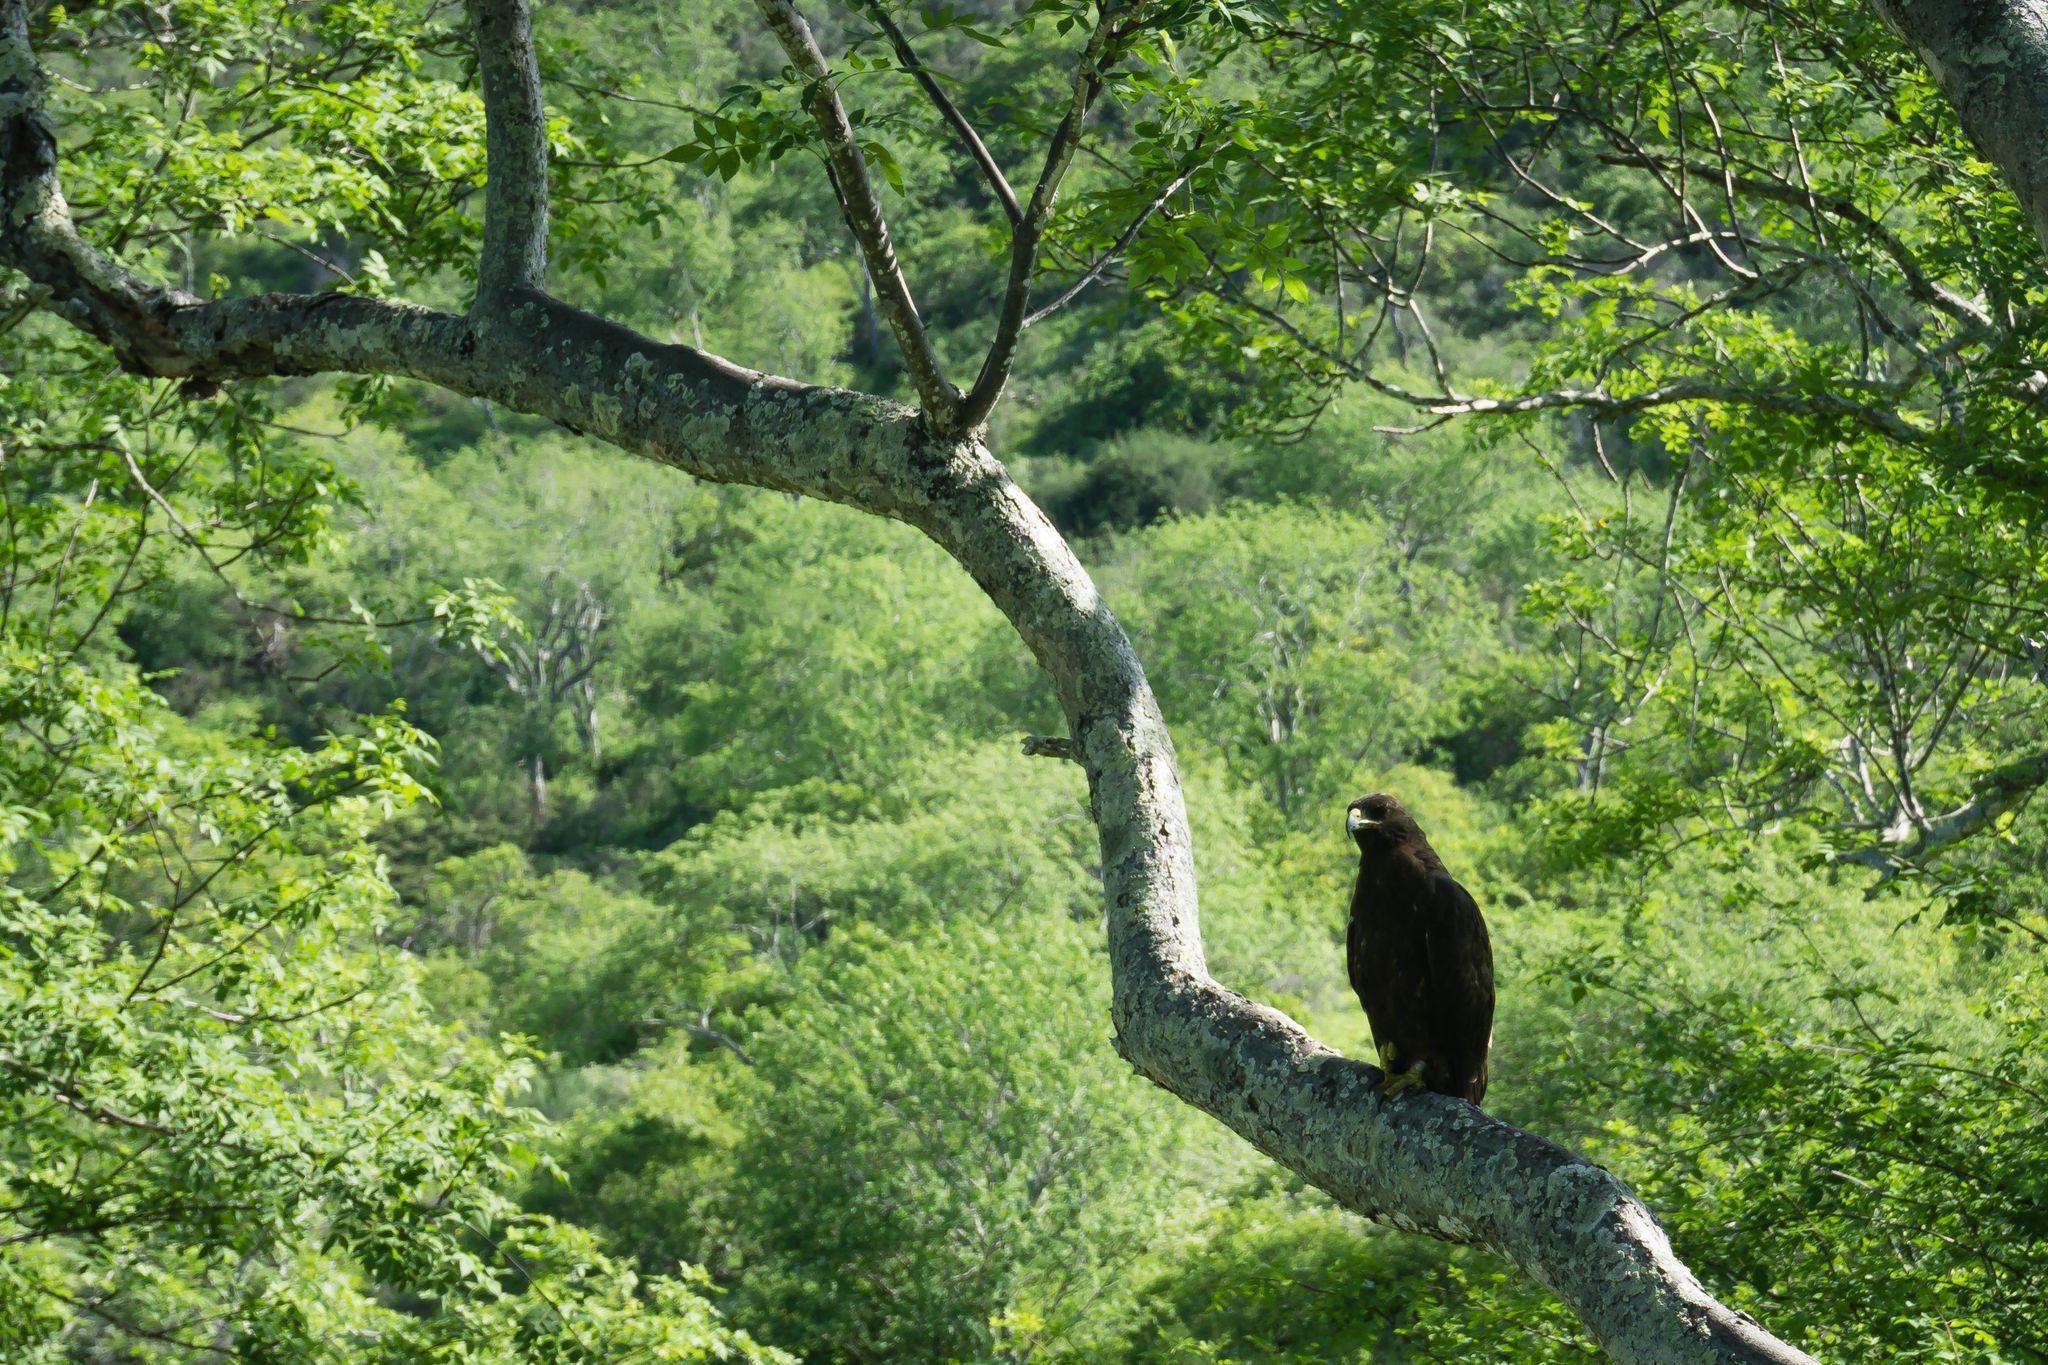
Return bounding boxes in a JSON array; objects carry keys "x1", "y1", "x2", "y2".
[{"x1": 1346, "y1": 792, "x2": 1422, "y2": 849}]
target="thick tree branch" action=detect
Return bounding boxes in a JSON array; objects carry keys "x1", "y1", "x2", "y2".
[
  {"x1": 1870, "y1": 0, "x2": 2048, "y2": 263},
  {"x1": 1841, "y1": 743, "x2": 2048, "y2": 874},
  {"x1": 0, "y1": 3, "x2": 204, "y2": 377},
  {"x1": 468, "y1": 0, "x2": 550, "y2": 298},
  {"x1": 0, "y1": 7, "x2": 1821, "y2": 1360},
  {"x1": 862, "y1": 1, "x2": 1022, "y2": 227},
  {"x1": 752, "y1": 0, "x2": 962, "y2": 426}
]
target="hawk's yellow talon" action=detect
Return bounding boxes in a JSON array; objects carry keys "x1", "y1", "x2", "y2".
[{"x1": 1381, "y1": 1060, "x2": 1427, "y2": 1098}]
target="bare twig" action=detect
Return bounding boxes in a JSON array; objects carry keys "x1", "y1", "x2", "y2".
[
  {"x1": 862, "y1": 1, "x2": 1021, "y2": 226},
  {"x1": 1025, "y1": 148, "x2": 1201, "y2": 329}
]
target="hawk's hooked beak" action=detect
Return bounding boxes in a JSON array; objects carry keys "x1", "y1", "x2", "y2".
[{"x1": 1347, "y1": 808, "x2": 1378, "y2": 835}]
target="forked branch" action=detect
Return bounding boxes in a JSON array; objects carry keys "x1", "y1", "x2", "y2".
[
  {"x1": 1841, "y1": 743, "x2": 2048, "y2": 876},
  {"x1": 958, "y1": 1, "x2": 1129, "y2": 431}
]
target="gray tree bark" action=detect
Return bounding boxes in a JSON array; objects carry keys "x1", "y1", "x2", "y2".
[
  {"x1": 1870, "y1": 0, "x2": 2048, "y2": 259},
  {"x1": 0, "y1": 0, "x2": 1824, "y2": 1359}
]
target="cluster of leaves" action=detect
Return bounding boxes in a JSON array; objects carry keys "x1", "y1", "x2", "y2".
[
  {"x1": 39, "y1": 0, "x2": 669, "y2": 302},
  {"x1": 1538, "y1": 845, "x2": 2048, "y2": 1360}
]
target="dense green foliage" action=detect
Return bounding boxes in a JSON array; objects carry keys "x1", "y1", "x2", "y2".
[
  {"x1": 0, "y1": 364, "x2": 778, "y2": 1358},
  {"x1": 5, "y1": 0, "x2": 2047, "y2": 1360}
]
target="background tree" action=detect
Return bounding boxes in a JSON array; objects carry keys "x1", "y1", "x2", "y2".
[{"x1": 0, "y1": 337, "x2": 775, "y2": 1359}]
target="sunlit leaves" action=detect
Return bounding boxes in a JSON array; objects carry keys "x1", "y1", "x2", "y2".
[{"x1": 1549, "y1": 896, "x2": 2048, "y2": 1360}]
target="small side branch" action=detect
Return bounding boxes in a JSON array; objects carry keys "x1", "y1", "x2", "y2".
[
  {"x1": 1025, "y1": 151, "x2": 1200, "y2": 329},
  {"x1": 1021, "y1": 734, "x2": 1080, "y2": 761},
  {"x1": 754, "y1": 0, "x2": 962, "y2": 425},
  {"x1": 1365, "y1": 374, "x2": 1934, "y2": 450},
  {"x1": 863, "y1": 1, "x2": 1020, "y2": 227},
  {"x1": 1595, "y1": 150, "x2": 1993, "y2": 332}
]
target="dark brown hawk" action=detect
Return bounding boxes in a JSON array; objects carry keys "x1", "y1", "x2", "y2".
[{"x1": 1345, "y1": 793, "x2": 1494, "y2": 1103}]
